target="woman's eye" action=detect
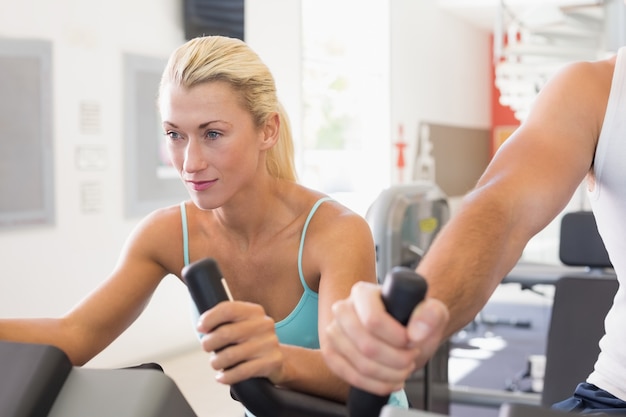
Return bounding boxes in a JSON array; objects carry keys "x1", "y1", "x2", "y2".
[
  {"x1": 206, "y1": 130, "x2": 221, "y2": 140},
  {"x1": 165, "y1": 131, "x2": 181, "y2": 140}
]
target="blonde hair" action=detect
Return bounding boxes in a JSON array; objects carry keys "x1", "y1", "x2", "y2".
[{"x1": 159, "y1": 36, "x2": 297, "y2": 182}]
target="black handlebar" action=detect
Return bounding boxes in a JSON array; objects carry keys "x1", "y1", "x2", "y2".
[{"x1": 347, "y1": 267, "x2": 427, "y2": 417}]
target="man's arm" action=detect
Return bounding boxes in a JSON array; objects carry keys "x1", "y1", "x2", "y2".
[
  {"x1": 419, "y1": 57, "x2": 611, "y2": 338},
  {"x1": 323, "y1": 57, "x2": 613, "y2": 395}
]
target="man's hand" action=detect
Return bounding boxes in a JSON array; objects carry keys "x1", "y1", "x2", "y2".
[{"x1": 322, "y1": 281, "x2": 449, "y2": 395}]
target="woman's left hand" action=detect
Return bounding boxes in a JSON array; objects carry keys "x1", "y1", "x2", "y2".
[{"x1": 196, "y1": 301, "x2": 284, "y2": 385}]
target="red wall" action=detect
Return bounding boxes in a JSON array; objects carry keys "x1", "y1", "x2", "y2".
[{"x1": 490, "y1": 34, "x2": 519, "y2": 155}]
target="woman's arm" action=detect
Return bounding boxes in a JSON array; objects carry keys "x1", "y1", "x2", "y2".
[
  {"x1": 196, "y1": 205, "x2": 378, "y2": 402},
  {"x1": 0, "y1": 209, "x2": 175, "y2": 365},
  {"x1": 282, "y1": 208, "x2": 379, "y2": 401}
]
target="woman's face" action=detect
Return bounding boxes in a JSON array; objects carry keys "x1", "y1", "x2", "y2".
[{"x1": 159, "y1": 81, "x2": 268, "y2": 210}]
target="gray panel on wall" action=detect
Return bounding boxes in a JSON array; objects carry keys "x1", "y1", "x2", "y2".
[
  {"x1": 415, "y1": 123, "x2": 491, "y2": 198},
  {"x1": 0, "y1": 39, "x2": 54, "y2": 228},
  {"x1": 124, "y1": 54, "x2": 188, "y2": 218}
]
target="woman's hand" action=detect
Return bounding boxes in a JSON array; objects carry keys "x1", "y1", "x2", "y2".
[
  {"x1": 322, "y1": 281, "x2": 449, "y2": 395},
  {"x1": 197, "y1": 301, "x2": 284, "y2": 385}
]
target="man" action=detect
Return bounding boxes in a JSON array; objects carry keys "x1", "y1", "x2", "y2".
[{"x1": 323, "y1": 48, "x2": 626, "y2": 413}]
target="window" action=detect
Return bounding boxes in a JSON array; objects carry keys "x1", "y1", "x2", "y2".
[{"x1": 300, "y1": 0, "x2": 390, "y2": 214}]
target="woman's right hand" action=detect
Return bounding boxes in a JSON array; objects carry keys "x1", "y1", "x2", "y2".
[{"x1": 196, "y1": 301, "x2": 285, "y2": 385}]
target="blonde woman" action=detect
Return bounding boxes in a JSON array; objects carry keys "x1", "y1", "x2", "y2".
[{"x1": 0, "y1": 36, "x2": 409, "y2": 413}]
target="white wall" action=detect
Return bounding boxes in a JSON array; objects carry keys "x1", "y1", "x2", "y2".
[
  {"x1": 390, "y1": 0, "x2": 491, "y2": 182},
  {"x1": 246, "y1": 0, "x2": 302, "y2": 147},
  {"x1": 0, "y1": 0, "x2": 203, "y2": 367},
  {"x1": 0, "y1": 0, "x2": 490, "y2": 367}
]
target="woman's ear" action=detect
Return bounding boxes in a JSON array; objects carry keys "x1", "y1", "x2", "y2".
[{"x1": 259, "y1": 112, "x2": 280, "y2": 150}]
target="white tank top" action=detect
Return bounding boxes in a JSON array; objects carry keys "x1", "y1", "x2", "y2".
[{"x1": 586, "y1": 46, "x2": 626, "y2": 401}]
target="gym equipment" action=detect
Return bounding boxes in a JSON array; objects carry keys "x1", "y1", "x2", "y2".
[
  {"x1": 347, "y1": 267, "x2": 427, "y2": 417},
  {"x1": 541, "y1": 275, "x2": 618, "y2": 407},
  {"x1": 3, "y1": 210, "x2": 612, "y2": 417},
  {"x1": 498, "y1": 403, "x2": 574, "y2": 417},
  {"x1": 447, "y1": 210, "x2": 617, "y2": 410},
  {"x1": 0, "y1": 340, "x2": 71, "y2": 417},
  {"x1": 1, "y1": 339, "x2": 588, "y2": 417},
  {"x1": 183, "y1": 257, "x2": 427, "y2": 417},
  {"x1": 366, "y1": 181, "x2": 450, "y2": 414},
  {"x1": 489, "y1": 211, "x2": 613, "y2": 332},
  {"x1": 448, "y1": 232, "x2": 617, "y2": 412},
  {"x1": 558, "y1": 211, "x2": 612, "y2": 269},
  {"x1": 366, "y1": 181, "x2": 449, "y2": 284},
  {"x1": 379, "y1": 406, "x2": 447, "y2": 416},
  {"x1": 368, "y1": 193, "x2": 617, "y2": 412},
  {"x1": 504, "y1": 210, "x2": 614, "y2": 289},
  {"x1": 0, "y1": 340, "x2": 197, "y2": 417},
  {"x1": 378, "y1": 403, "x2": 575, "y2": 416},
  {"x1": 0, "y1": 338, "x2": 583, "y2": 417}
]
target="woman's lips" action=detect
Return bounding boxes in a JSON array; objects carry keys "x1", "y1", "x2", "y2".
[{"x1": 188, "y1": 179, "x2": 216, "y2": 191}]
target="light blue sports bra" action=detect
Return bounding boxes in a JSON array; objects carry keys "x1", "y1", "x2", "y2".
[
  {"x1": 180, "y1": 198, "x2": 408, "y2": 409},
  {"x1": 180, "y1": 197, "x2": 331, "y2": 348}
]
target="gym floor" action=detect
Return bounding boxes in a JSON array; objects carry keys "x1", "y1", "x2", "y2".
[
  {"x1": 158, "y1": 347, "x2": 244, "y2": 416},
  {"x1": 448, "y1": 283, "x2": 554, "y2": 417},
  {"x1": 157, "y1": 282, "x2": 554, "y2": 417}
]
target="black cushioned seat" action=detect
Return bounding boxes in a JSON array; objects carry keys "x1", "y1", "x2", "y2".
[{"x1": 0, "y1": 340, "x2": 72, "y2": 417}]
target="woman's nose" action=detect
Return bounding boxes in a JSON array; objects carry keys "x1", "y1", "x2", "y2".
[{"x1": 183, "y1": 139, "x2": 208, "y2": 173}]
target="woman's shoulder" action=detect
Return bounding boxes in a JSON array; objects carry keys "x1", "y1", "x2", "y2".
[
  {"x1": 295, "y1": 187, "x2": 371, "y2": 237},
  {"x1": 114, "y1": 202, "x2": 190, "y2": 277},
  {"x1": 141, "y1": 201, "x2": 186, "y2": 224},
  {"x1": 294, "y1": 186, "x2": 358, "y2": 219},
  {"x1": 293, "y1": 188, "x2": 376, "y2": 273},
  {"x1": 130, "y1": 201, "x2": 188, "y2": 241}
]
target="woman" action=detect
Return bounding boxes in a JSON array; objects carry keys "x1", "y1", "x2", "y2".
[{"x1": 0, "y1": 36, "x2": 408, "y2": 410}]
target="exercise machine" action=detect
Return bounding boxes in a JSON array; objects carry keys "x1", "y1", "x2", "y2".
[
  {"x1": 366, "y1": 181, "x2": 449, "y2": 284},
  {"x1": 2, "y1": 204, "x2": 610, "y2": 417},
  {"x1": 379, "y1": 403, "x2": 575, "y2": 417},
  {"x1": 0, "y1": 261, "x2": 428, "y2": 417},
  {"x1": 0, "y1": 340, "x2": 197, "y2": 417},
  {"x1": 0, "y1": 336, "x2": 580, "y2": 417},
  {"x1": 2, "y1": 278, "x2": 604, "y2": 417},
  {"x1": 366, "y1": 181, "x2": 451, "y2": 413},
  {"x1": 183, "y1": 258, "x2": 428, "y2": 417}
]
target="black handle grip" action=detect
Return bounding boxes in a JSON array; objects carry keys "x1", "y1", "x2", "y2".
[
  {"x1": 347, "y1": 266, "x2": 428, "y2": 417},
  {"x1": 183, "y1": 258, "x2": 231, "y2": 312},
  {"x1": 183, "y1": 258, "x2": 348, "y2": 417}
]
